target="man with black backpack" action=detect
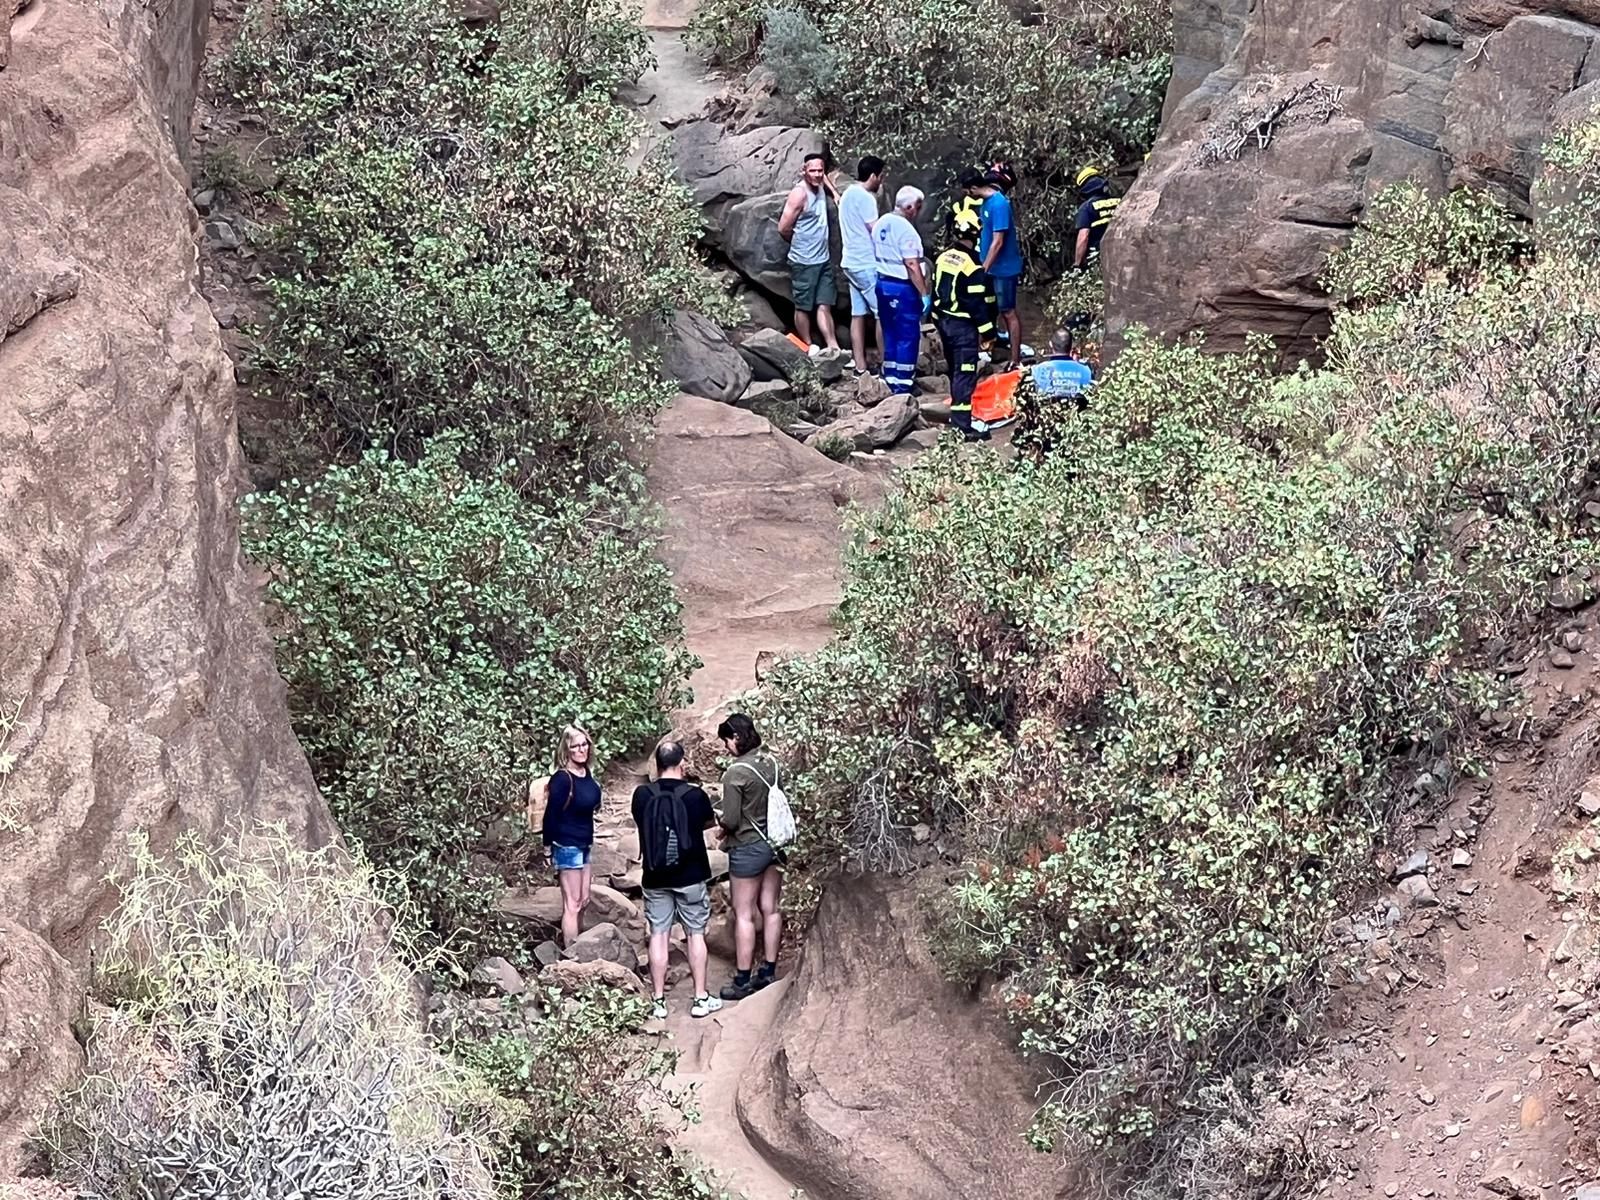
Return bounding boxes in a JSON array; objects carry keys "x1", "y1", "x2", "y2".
[{"x1": 632, "y1": 740, "x2": 722, "y2": 1020}]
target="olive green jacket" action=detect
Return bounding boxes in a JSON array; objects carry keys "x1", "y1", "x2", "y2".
[{"x1": 718, "y1": 750, "x2": 777, "y2": 848}]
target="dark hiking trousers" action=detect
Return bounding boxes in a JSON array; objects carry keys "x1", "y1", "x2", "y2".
[{"x1": 937, "y1": 315, "x2": 983, "y2": 439}]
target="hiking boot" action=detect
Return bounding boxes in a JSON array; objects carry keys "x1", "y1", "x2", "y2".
[
  {"x1": 752, "y1": 965, "x2": 778, "y2": 991},
  {"x1": 691, "y1": 994, "x2": 723, "y2": 1018},
  {"x1": 649, "y1": 996, "x2": 668, "y2": 1021},
  {"x1": 719, "y1": 975, "x2": 758, "y2": 1001}
]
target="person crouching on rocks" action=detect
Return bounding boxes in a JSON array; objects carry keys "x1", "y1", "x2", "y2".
[
  {"x1": 633, "y1": 739, "x2": 724, "y2": 1021},
  {"x1": 541, "y1": 723, "x2": 602, "y2": 948},
  {"x1": 716, "y1": 713, "x2": 785, "y2": 1000}
]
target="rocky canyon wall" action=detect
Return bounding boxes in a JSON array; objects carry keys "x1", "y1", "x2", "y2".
[
  {"x1": 1109, "y1": 0, "x2": 1600, "y2": 360},
  {"x1": 0, "y1": 0, "x2": 329, "y2": 1168}
]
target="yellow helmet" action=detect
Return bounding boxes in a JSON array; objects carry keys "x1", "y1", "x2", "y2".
[
  {"x1": 1075, "y1": 163, "x2": 1104, "y2": 188},
  {"x1": 952, "y1": 206, "x2": 981, "y2": 236}
]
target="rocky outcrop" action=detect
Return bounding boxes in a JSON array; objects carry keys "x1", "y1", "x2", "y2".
[
  {"x1": 657, "y1": 309, "x2": 754, "y2": 403},
  {"x1": 813, "y1": 392, "x2": 919, "y2": 451},
  {"x1": 647, "y1": 394, "x2": 880, "y2": 724},
  {"x1": 672, "y1": 122, "x2": 827, "y2": 302},
  {"x1": 0, "y1": 0, "x2": 330, "y2": 1163},
  {"x1": 736, "y1": 875, "x2": 1075, "y2": 1200},
  {"x1": 1108, "y1": 0, "x2": 1600, "y2": 360},
  {"x1": 0, "y1": 921, "x2": 79, "y2": 1171}
]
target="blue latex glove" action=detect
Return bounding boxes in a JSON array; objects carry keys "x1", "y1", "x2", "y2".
[{"x1": 921, "y1": 292, "x2": 933, "y2": 318}]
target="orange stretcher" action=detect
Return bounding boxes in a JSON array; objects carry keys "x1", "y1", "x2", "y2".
[
  {"x1": 786, "y1": 333, "x2": 811, "y2": 353},
  {"x1": 973, "y1": 370, "x2": 1021, "y2": 424}
]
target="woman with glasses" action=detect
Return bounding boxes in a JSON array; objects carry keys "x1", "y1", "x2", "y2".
[{"x1": 541, "y1": 724, "x2": 602, "y2": 947}]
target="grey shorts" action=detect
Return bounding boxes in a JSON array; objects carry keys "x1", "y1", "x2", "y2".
[
  {"x1": 790, "y1": 260, "x2": 837, "y2": 312},
  {"x1": 728, "y1": 841, "x2": 783, "y2": 879},
  {"x1": 643, "y1": 882, "x2": 711, "y2": 934}
]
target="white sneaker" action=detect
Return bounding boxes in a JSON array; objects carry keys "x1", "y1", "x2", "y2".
[
  {"x1": 691, "y1": 994, "x2": 723, "y2": 1019},
  {"x1": 650, "y1": 997, "x2": 668, "y2": 1020},
  {"x1": 807, "y1": 344, "x2": 821, "y2": 359}
]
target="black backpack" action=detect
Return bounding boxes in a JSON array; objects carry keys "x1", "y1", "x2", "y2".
[{"x1": 640, "y1": 782, "x2": 689, "y2": 873}]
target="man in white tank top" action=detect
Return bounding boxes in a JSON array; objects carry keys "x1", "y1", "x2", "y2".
[{"x1": 777, "y1": 153, "x2": 843, "y2": 357}]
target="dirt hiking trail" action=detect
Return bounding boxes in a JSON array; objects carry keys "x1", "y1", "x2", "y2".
[{"x1": 1320, "y1": 615, "x2": 1600, "y2": 1200}]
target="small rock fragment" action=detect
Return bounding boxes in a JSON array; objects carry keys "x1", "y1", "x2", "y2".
[
  {"x1": 1395, "y1": 849, "x2": 1431, "y2": 880},
  {"x1": 1398, "y1": 873, "x2": 1440, "y2": 908},
  {"x1": 471, "y1": 956, "x2": 527, "y2": 995},
  {"x1": 1451, "y1": 848, "x2": 1473, "y2": 868}
]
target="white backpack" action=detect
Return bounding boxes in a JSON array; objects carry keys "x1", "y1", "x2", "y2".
[{"x1": 734, "y1": 759, "x2": 797, "y2": 848}]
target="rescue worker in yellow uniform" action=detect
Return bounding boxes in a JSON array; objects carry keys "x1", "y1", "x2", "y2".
[
  {"x1": 1073, "y1": 164, "x2": 1120, "y2": 270},
  {"x1": 932, "y1": 207, "x2": 998, "y2": 442},
  {"x1": 946, "y1": 167, "x2": 984, "y2": 244}
]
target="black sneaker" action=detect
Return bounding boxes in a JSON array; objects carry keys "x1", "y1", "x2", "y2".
[
  {"x1": 719, "y1": 976, "x2": 758, "y2": 1001},
  {"x1": 752, "y1": 969, "x2": 777, "y2": 991}
]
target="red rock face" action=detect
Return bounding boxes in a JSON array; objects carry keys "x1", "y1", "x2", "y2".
[
  {"x1": 0, "y1": 0, "x2": 330, "y2": 1167},
  {"x1": 1108, "y1": 0, "x2": 1600, "y2": 362}
]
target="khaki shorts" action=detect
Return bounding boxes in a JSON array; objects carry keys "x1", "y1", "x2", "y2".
[{"x1": 643, "y1": 882, "x2": 711, "y2": 934}]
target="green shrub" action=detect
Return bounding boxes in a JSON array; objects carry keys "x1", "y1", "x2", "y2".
[
  {"x1": 459, "y1": 988, "x2": 727, "y2": 1199},
  {"x1": 226, "y1": 0, "x2": 731, "y2": 469},
  {"x1": 242, "y1": 439, "x2": 696, "y2": 946},
  {"x1": 761, "y1": 162, "x2": 1600, "y2": 1168},
  {"x1": 685, "y1": 0, "x2": 765, "y2": 67},
  {"x1": 1322, "y1": 182, "x2": 1531, "y2": 306},
  {"x1": 46, "y1": 828, "x2": 505, "y2": 1200},
  {"x1": 758, "y1": 6, "x2": 839, "y2": 98},
  {"x1": 813, "y1": 431, "x2": 855, "y2": 461}
]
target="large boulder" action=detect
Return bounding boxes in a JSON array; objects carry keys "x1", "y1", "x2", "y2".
[
  {"x1": 562, "y1": 922, "x2": 637, "y2": 969},
  {"x1": 720, "y1": 192, "x2": 796, "y2": 299},
  {"x1": 671, "y1": 122, "x2": 835, "y2": 303},
  {"x1": 658, "y1": 309, "x2": 753, "y2": 404},
  {"x1": 498, "y1": 883, "x2": 643, "y2": 937},
  {"x1": 672, "y1": 121, "x2": 823, "y2": 239},
  {"x1": 0, "y1": 0, "x2": 333, "y2": 1163},
  {"x1": 739, "y1": 326, "x2": 810, "y2": 382},
  {"x1": 1108, "y1": 0, "x2": 1600, "y2": 361},
  {"x1": 736, "y1": 875, "x2": 1074, "y2": 1200},
  {"x1": 646, "y1": 395, "x2": 882, "y2": 725},
  {"x1": 812, "y1": 393, "x2": 919, "y2": 451}
]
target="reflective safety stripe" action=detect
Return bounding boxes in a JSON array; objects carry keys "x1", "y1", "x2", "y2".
[
  {"x1": 959, "y1": 363, "x2": 977, "y2": 372},
  {"x1": 1090, "y1": 197, "x2": 1120, "y2": 230}
]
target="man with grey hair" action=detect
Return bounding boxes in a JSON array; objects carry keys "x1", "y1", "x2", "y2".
[
  {"x1": 632, "y1": 739, "x2": 722, "y2": 1020},
  {"x1": 871, "y1": 185, "x2": 928, "y2": 394}
]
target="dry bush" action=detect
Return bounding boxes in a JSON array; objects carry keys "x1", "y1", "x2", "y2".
[
  {"x1": 44, "y1": 827, "x2": 504, "y2": 1200},
  {"x1": 1127, "y1": 1063, "x2": 1370, "y2": 1200}
]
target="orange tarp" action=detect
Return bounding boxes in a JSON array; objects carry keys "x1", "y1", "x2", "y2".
[{"x1": 973, "y1": 370, "x2": 1021, "y2": 423}]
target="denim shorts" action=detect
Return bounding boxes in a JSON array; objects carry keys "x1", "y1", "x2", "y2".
[
  {"x1": 643, "y1": 882, "x2": 711, "y2": 934},
  {"x1": 550, "y1": 844, "x2": 590, "y2": 871},
  {"x1": 843, "y1": 266, "x2": 879, "y2": 318},
  {"x1": 728, "y1": 841, "x2": 784, "y2": 879},
  {"x1": 991, "y1": 273, "x2": 1019, "y2": 313}
]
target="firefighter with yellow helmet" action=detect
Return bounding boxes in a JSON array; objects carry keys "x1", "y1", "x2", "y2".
[
  {"x1": 932, "y1": 205, "x2": 998, "y2": 442},
  {"x1": 1072, "y1": 163, "x2": 1120, "y2": 269}
]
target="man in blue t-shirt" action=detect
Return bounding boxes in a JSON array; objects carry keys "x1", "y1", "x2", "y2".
[{"x1": 976, "y1": 165, "x2": 1024, "y2": 371}]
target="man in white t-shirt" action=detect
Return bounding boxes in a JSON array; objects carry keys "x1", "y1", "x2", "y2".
[
  {"x1": 871, "y1": 186, "x2": 927, "y2": 395},
  {"x1": 837, "y1": 155, "x2": 886, "y2": 378}
]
